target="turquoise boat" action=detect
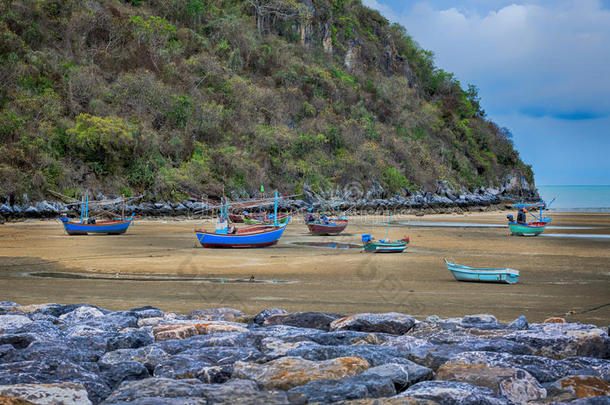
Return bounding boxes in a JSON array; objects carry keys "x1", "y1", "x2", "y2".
[
  {"x1": 507, "y1": 221, "x2": 548, "y2": 236},
  {"x1": 444, "y1": 259, "x2": 519, "y2": 284},
  {"x1": 506, "y1": 197, "x2": 555, "y2": 236},
  {"x1": 362, "y1": 234, "x2": 409, "y2": 253}
]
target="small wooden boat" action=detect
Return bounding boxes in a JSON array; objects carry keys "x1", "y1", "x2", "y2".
[
  {"x1": 306, "y1": 219, "x2": 348, "y2": 236},
  {"x1": 362, "y1": 234, "x2": 409, "y2": 253},
  {"x1": 445, "y1": 259, "x2": 519, "y2": 284},
  {"x1": 506, "y1": 197, "x2": 555, "y2": 236},
  {"x1": 195, "y1": 222, "x2": 289, "y2": 248},
  {"x1": 60, "y1": 214, "x2": 135, "y2": 235},
  {"x1": 195, "y1": 191, "x2": 290, "y2": 248},
  {"x1": 53, "y1": 192, "x2": 139, "y2": 235},
  {"x1": 307, "y1": 220, "x2": 348, "y2": 236},
  {"x1": 507, "y1": 221, "x2": 548, "y2": 236}
]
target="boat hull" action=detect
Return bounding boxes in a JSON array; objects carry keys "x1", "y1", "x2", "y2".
[
  {"x1": 508, "y1": 221, "x2": 547, "y2": 236},
  {"x1": 60, "y1": 216, "x2": 134, "y2": 235},
  {"x1": 363, "y1": 241, "x2": 407, "y2": 253},
  {"x1": 307, "y1": 220, "x2": 348, "y2": 235},
  {"x1": 195, "y1": 222, "x2": 289, "y2": 248},
  {"x1": 445, "y1": 260, "x2": 519, "y2": 284}
]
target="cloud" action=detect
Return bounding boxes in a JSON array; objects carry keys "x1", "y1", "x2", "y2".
[{"x1": 386, "y1": 1, "x2": 610, "y2": 119}]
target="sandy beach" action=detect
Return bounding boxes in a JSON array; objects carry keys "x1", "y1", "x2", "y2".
[{"x1": 0, "y1": 211, "x2": 608, "y2": 325}]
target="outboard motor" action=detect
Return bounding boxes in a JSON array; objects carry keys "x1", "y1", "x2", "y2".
[{"x1": 361, "y1": 234, "x2": 372, "y2": 243}]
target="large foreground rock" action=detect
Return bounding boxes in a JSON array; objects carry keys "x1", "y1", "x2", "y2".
[
  {"x1": 435, "y1": 362, "x2": 547, "y2": 403},
  {"x1": 0, "y1": 383, "x2": 92, "y2": 405},
  {"x1": 100, "y1": 377, "x2": 293, "y2": 404},
  {"x1": 503, "y1": 323, "x2": 610, "y2": 359},
  {"x1": 445, "y1": 351, "x2": 610, "y2": 383},
  {"x1": 398, "y1": 381, "x2": 510, "y2": 404},
  {"x1": 263, "y1": 312, "x2": 343, "y2": 331},
  {"x1": 0, "y1": 316, "x2": 32, "y2": 333},
  {"x1": 331, "y1": 313, "x2": 415, "y2": 335},
  {"x1": 152, "y1": 322, "x2": 249, "y2": 342},
  {"x1": 232, "y1": 356, "x2": 370, "y2": 390}
]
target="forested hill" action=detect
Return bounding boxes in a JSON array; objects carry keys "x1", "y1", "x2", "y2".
[{"x1": 0, "y1": 0, "x2": 533, "y2": 202}]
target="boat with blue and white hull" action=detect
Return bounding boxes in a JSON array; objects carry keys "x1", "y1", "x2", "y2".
[
  {"x1": 196, "y1": 221, "x2": 289, "y2": 248},
  {"x1": 53, "y1": 191, "x2": 140, "y2": 235},
  {"x1": 60, "y1": 214, "x2": 135, "y2": 235},
  {"x1": 445, "y1": 259, "x2": 519, "y2": 284},
  {"x1": 194, "y1": 191, "x2": 290, "y2": 248}
]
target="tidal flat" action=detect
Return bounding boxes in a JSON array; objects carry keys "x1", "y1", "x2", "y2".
[{"x1": 0, "y1": 212, "x2": 608, "y2": 325}]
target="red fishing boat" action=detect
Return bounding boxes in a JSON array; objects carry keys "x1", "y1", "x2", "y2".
[{"x1": 306, "y1": 219, "x2": 348, "y2": 235}]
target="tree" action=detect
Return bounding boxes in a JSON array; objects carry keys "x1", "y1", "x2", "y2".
[{"x1": 246, "y1": 0, "x2": 310, "y2": 35}]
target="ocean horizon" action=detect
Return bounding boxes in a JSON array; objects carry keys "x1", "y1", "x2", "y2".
[{"x1": 537, "y1": 185, "x2": 610, "y2": 212}]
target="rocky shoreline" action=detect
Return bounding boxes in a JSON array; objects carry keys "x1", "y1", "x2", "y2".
[
  {"x1": 0, "y1": 180, "x2": 538, "y2": 222},
  {"x1": 0, "y1": 303, "x2": 608, "y2": 404}
]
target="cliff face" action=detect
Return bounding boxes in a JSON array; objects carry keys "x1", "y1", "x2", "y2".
[{"x1": 0, "y1": 0, "x2": 534, "y2": 202}]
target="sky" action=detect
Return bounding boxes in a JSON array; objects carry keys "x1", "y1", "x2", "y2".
[{"x1": 362, "y1": 0, "x2": 610, "y2": 185}]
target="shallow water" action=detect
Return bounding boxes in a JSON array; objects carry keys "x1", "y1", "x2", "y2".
[
  {"x1": 30, "y1": 271, "x2": 295, "y2": 284},
  {"x1": 539, "y1": 233, "x2": 610, "y2": 239},
  {"x1": 291, "y1": 241, "x2": 361, "y2": 249},
  {"x1": 398, "y1": 221, "x2": 599, "y2": 230}
]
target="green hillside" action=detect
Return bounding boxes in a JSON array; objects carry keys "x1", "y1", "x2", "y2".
[{"x1": 0, "y1": 0, "x2": 533, "y2": 202}]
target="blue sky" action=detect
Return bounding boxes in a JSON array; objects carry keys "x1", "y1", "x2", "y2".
[{"x1": 362, "y1": 0, "x2": 610, "y2": 185}]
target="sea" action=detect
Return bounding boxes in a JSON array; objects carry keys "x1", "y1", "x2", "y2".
[{"x1": 537, "y1": 185, "x2": 610, "y2": 212}]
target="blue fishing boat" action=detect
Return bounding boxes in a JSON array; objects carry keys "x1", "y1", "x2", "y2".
[
  {"x1": 444, "y1": 259, "x2": 520, "y2": 284},
  {"x1": 60, "y1": 214, "x2": 135, "y2": 235},
  {"x1": 56, "y1": 193, "x2": 137, "y2": 235},
  {"x1": 195, "y1": 191, "x2": 290, "y2": 248}
]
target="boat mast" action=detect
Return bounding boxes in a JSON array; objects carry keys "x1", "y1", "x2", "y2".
[
  {"x1": 274, "y1": 191, "x2": 278, "y2": 227},
  {"x1": 384, "y1": 212, "x2": 392, "y2": 241},
  {"x1": 80, "y1": 195, "x2": 84, "y2": 223}
]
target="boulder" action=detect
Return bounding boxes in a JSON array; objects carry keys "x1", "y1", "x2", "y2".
[
  {"x1": 445, "y1": 351, "x2": 610, "y2": 383},
  {"x1": 0, "y1": 360, "x2": 110, "y2": 404},
  {"x1": 0, "y1": 316, "x2": 32, "y2": 333},
  {"x1": 288, "y1": 373, "x2": 396, "y2": 403},
  {"x1": 330, "y1": 313, "x2": 415, "y2": 335},
  {"x1": 503, "y1": 323, "x2": 610, "y2": 359},
  {"x1": 0, "y1": 395, "x2": 36, "y2": 404},
  {"x1": 361, "y1": 363, "x2": 412, "y2": 390},
  {"x1": 98, "y1": 361, "x2": 150, "y2": 391},
  {"x1": 398, "y1": 381, "x2": 509, "y2": 405},
  {"x1": 232, "y1": 356, "x2": 370, "y2": 390},
  {"x1": 99, "y1": 378, "x2": 207, "y2": 404},
  {"x1": 253, "y1": 308, "x2": 287, "y2": 325},
  {"x1": 100, "y1": 346, "x2": 171, "y2": 371},
  {"x1": 460, "y1": 314, "x2": 500, "y2": 330},
  {"x1": 0, "y1": 383, "x2": 92, "y2": 405},
  {"x1": 310, "y1": 330, "x2": 392, "y2": 346},
  {"x1": 190, "y1": 308, "x2": 245, "y2": 322},
  {"x1": 328, "y1": 398, "x2": 439, "y2": 404},
  {"x1": 435, "y1": 362, "x2": 546, "y2": 403},
  {"x1": 100, "y1": 377, "x2": 292, "y2": 405},
  {"x1": 59, "y1": 307, "x2": 104, "y2": 325},
  {"x1": 263, "y1": 311, "x2": 343, "y2": 331},
  {"x1": 106, "y1": 330, "x2": 153, "y2": 351},
  {"x1": 508, "y1": 315, "x2": 528, "y2": 330},
  {"x1": 155, "y1": 332, "x2": 251, "y2": 354},
  {"x1": 549, "y1": 375, "x2": 610, "y2": 399},
  {"x1": 152, "y1": 322, "x2": 249, "y2": 342},
  {"x1": 152, "y1": 355, "x2": 211, "y2": 379}
]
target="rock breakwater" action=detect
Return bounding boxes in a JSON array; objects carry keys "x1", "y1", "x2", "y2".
[{"x1": 0, "y1": 302, "x2": 608, "y2": 404}]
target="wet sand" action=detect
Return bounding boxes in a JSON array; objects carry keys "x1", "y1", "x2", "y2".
[{"x1": 0, "y1": 212, "x2": 608, "y2": 325}]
